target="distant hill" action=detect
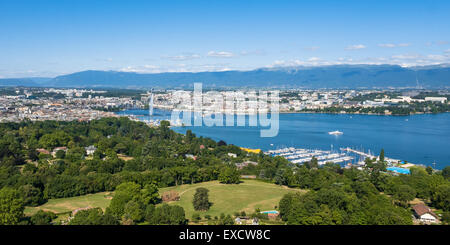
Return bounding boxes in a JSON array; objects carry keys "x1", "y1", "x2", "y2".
[
  {"x1": 0, "y1": 77, "x2": 52, "y2": 87},
  {"x1": 2, "y1": 64, "x2": 450, "y2": 89}
]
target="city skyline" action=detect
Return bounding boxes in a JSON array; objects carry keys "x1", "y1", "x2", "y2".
[{"x1": 1, "y1": 0, "x2": 450, "y2": 78}]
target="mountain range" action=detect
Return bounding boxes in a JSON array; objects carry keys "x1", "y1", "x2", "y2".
[{"x1": 1, "y1": 64, "x2": 450, "y2": 89}]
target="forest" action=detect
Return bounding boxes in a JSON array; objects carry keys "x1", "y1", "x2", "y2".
[{"x1": 0, "y1": 117, "x2": 448, "y2": 225}]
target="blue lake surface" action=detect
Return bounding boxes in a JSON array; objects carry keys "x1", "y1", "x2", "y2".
[{"x1": 118, "y1": 109, "x2": 450, "y2": 169}]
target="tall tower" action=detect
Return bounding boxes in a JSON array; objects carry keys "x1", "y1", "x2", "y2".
[
  {"x1": 415, "y1": 72, "x2": 422, "y2": 89},
  {"x1": 149, "y1": 89, "x2": 154, "y2": 117}
]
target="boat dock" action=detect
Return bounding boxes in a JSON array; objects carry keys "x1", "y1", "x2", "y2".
[
  {"x1": 267, "y1": 146, "x2": 420, "y2": 168},
  {"x1": 341, "y1": 147, "x2": 410, "y2": 165},
  {"x1": 341, "y1": 147, "x2": 375, "y2": 159},
  {"x1": 267, "y1": 147, "x2": 354, "y2": 166}
]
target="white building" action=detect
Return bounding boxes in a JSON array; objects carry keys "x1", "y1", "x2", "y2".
[
  {"x1": 424, "y1": 97, "x2": 447, "y2": 103},
  {"x1": 227, "y1": 153, "x2": 237, "y2": 158},
  {"x1": 85, "y1": 145, "x2": 97, "y2": 155},
  {"x1": 412, "y1": 204, "x2": 439, "y2": 224}
]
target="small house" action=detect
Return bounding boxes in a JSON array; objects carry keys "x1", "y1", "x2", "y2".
[
  {"x1": 185, "y1": 154, "x2": 197, "y2": 160},
  {"x1": 235, "y1": 161, "x2": 258, "y2": 169},
  {"x1": 412, "y1": 204, "x2": 439, "y2": 224},
  {"x1": 227, "y1": 153, "x2": 237, "y2": 158},
  {"x1": 251, "y1": 218, "x2": 259, "y2": 225},
  {"x1": 51, "y1": 147, "x2": 67, "y2": 157},
  {"x1": 71, "y1": 207, "x2": 92, "y2": 217},
  {"x1": 85, "y1": 145, "x2": 97, "y2": 155},
  {"x1": 36, "y1": 148, "x2": 50, "y2": 155},
  {"x1": 260, "y1": 210, "x2": 279, "y2": 219},
  {"x1": 234, "y1": 217, "x2": 242, "y2": 225},
  {"x1": 240, "y1": 175, "x2": 257, "y2": 179}
]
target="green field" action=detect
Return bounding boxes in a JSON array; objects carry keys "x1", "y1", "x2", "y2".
[
  {"x1": 25, "y1": 180, "x2": 303, "y2": 222},
  {"x1": 159, "y1": 180, "x2": 304, "y2": 219},
  {"x1": 25, "y1": 192, "x2": 113, "y2": 216}
]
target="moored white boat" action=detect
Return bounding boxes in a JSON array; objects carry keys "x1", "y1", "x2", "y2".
[{"x1": 328, "y1": 130, "x2": 343, "y2": 135}]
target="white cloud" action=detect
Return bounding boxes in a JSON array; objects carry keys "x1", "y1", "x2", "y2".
[
  {"x1": 388, "y1": 53, "x2": 450, "y2": 66},
  {"x1": 117, "y1": 62, "x2": 240, "y2": 74},
  {"x1": 398, "y1": 43, "x2": 411, "y2": 47},
  {"x1": 265, "y1": 51, "x2": 450, "y2": 69},
  {"x1": 425, "y1": 41, "x2": 449, "y2": 47},
  {"x1": 162, "y1": 53, "x2": 201, "y2": 61},
  {"x1": 345, "y1": 44, "x2": 366, "y2": 50},
  {"x1": 207, "y1": 51, "x2": 235, "y2": 58},
  {"x1": 267, "y1": 58, "x2": 338, "y2": 68},
  {"x1": 378, "y1": 43, "x2": 410, "y2": 48},
  {"x1": 378, "y1": 43, "x2": 396, "y2": 48},
  {"x1": 95, "y1": 58, "x2": 114, "y2": 62},
  {"x1": 391, "y1": 54, "x2": 420, "y2": 60},
  {"x1": 240, "y1": 50, "x2": 266, "y2": 56},
  {"x1": 120, "y1": 65, "x2": 161, "y2": 73},
  {"x1": 305, "y1": 46, "x2": 320, "y2": 51},
  {"x1": 308, "y1": 57, "x2": 321, "y2": 62},
  {"x1": 426, "y1": 54, "x2": 446, "y2": 61},
  {"x1": 445, "y1": 49, "x2": 450, "y2": 53}
]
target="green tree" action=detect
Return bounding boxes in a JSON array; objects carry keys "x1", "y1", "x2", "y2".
[
  {"x1": 55, "y1": 149, "x2": 66, "y2": 159},
  {"x1": 30, "y1": 210, "x2": 57, "y2": 225},
  {"x1": 442, "y1": 212, "x2": 450, "y2": 225},
  {"x1": 148, "y1": 204, "x2": 187, "y2": 225},
  {"x1": 140, "y1": 183, "x2": 160, "y2": 205},
  {"x1": 0, "y1": 187, "x2": 25, "y2": 225},
  {"x1": 431, "y1": 184, "x2": 450, "y2": 211},
  {"x1": 442, "y1": 166, "x2": 450, "y2": 180},
  {"x1": 123, "y1": 200, "x2": 144, "y2": 223},
  {"x1": 379, "y1": 149, "x2": 385, "y2": 163},
  {"x1": 193, "y1": 187, "x2": 210, "y2": 211},
  {"x1": 393, "y1": 185, "x2": 416, "y2": 207},
  {"x1": 19, "y1": 184, "x2": 45, "y2": 206},
  {"x1": 106, "y1": 182, "x2": 141, "y2": 218},
  {"x1": 69, "y1": 208, "x2": 119, "y2": 225},
  {"x1": 218, "y1": 167, "x2": 240, "y2": 184},
  {"x1": 305, "y1": 157, "x2": 319, "y2": 169},
  {"x1": 220, "y1": 214, "x2": 234, "y2": 225}
]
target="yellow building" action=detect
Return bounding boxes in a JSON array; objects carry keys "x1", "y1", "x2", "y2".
[{"x1": 240, "y1": 147, "x2": 262, "y2": 154}]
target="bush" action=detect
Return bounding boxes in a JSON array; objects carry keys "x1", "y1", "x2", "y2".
[{"x1": 192, "y1": 213, "x2": 201, "y2": 222}]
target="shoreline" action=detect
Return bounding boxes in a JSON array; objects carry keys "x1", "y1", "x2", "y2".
[
  {"x1": 125, "y1": 106, "x2": 449, "y2": 117},
  {"x1": 279, "y1": 111, "x2": 450, "y2": 116},
  {"x1": 116, "y1": 108, "x2": 448, "y2": 170}
]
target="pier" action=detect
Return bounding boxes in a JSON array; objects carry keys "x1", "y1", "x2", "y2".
[{"x1": 267, "y1": 147, "x2": 354, "y2": 166}]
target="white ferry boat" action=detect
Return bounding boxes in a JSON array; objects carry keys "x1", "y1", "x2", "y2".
[{"x1": 328, "y1": 130, "x2": 343, "y2": 135}]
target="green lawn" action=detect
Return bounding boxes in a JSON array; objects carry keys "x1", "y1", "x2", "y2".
[
  {"x1": 159, "y1": 180, "x2": 304, "y2": 219},
  {"x1": 24, "y1": 180, "x2": 303, "y2": 222},
  {"x1": 24, "y1": 192, "x2": 113, "y2": 216}
]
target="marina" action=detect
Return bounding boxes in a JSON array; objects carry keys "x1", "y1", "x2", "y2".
[
  {"x1": 266, "y1": 146, "x2": 422, "y2": 172},
  {"x1": 267, "y1": 147, "x2": 356, "y2": 166}
]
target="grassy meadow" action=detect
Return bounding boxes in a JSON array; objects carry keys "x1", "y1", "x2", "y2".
[
  {"x1": 24, "y1": 180, "x2": 304, "y2": 223},
  {"x1": 158, "y1": 180, "x2": 304, "y2": 219},
  {"x1": 24, "y1": 192, "x2": 113, "y2": 216}
]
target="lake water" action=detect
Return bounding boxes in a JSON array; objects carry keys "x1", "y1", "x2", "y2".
[{"x1": 118, "y1": 109, "x2": 450, "y2": 169}]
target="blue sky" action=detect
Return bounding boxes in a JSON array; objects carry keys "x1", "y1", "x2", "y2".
[{"x1": 1, "y1": 0, "x2": 450, "y2": 78}]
